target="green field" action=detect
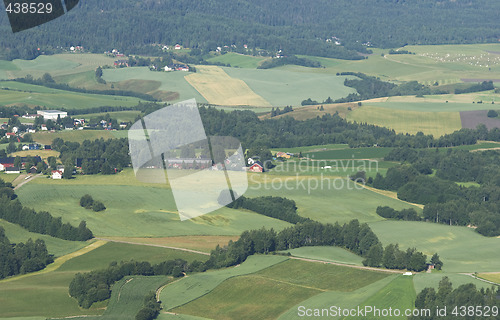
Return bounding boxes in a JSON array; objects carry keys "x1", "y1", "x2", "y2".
[
  {"x1": 346, "y1": 105, "x2": 462, "y2": 137},
  {"x1": 0, "y1": 54, "x2": 116, "y2": 80},
  {"x1": 32, "y1": 130, "x2": 125, "y2": 144},
  {"x1": 224, "y1": 67, "x2": 358, "y2": 106},
  {"x1": 271, "y1": 144, "x2": 350, "y2": 154},
  {"x1": 206, "y1": 52, "x2": 267, "y2": 68},
  {"x1": 172, "y1": 259, "x2": 389, "y2": 320},
  {"x1": 305, "y1": 147, "x2": 393, "y2": 160},
  {"x1": 347, "y1": 275, "x2": 416, "y2": 320},
  {"x1": 478, "y1": 273, "x2": 500, "y2": 285},
  {"x1": 16, "y1": 182, "x2": 291, "y2": 237},
  {"x1": 282, "y1": 246, "x2": 364, "y2": 266},
  {"x1": 73, "y1": 110, "x2": 140, "y2": 123},
  {"x1": 0, "y1": 219, "x2": 87, "y2": 257},
  {"x1": 73, "y1": 275, "x2": 171, "y2": 320},
  {"x1": 102, "y1": 67, "x2": 207, "y2": 103},
  {"x1": 0, "y1": 81, "x2": 141, "y2": 109},
  {"x1": 369, "y1": 221, "x2": 500, "y2": 273},
  {"x1": 161, "y1": 255, "x2": 289, "y2": 310},
  {"x1": 245, "y1": 175, "x2": 419, "y2": 224},
  {"x1": 0, "y1": 242, "x2": 205, "y2": 318},
  {"x1": 413, "y1": 272, "x2": 494, "y2": 293}
]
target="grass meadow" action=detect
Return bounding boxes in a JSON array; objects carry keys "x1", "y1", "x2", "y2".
[
  {"x1": 346, "y1": 105, "x2": 462, "y2": 137},
  {"x1": 32, "y1": 130, "x2": 124, "y2": 144},
  {"x1": 369, "y1": 221, "x2": 500, "y2": 273},
  {"x1": 282, "y1": 246, "x2": 364, "y2": 266},
  {"x1": 0, "y1": 81, "x2": 141, "y2": 109},
  {"x1": 206, "y1": 52, "x2": 268, "y2": 68},
  {"x1": 185, "y1": 66, "x2": 271, "y2": 106},
  {"x1": 171, "y1": 259, "x2": 389, "y2": 320},
  {"x1": 0, "y1": 241, "x2": 205, "y2": 318}
]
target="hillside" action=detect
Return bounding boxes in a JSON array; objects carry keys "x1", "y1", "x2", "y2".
[{"x1": 1, "y1": 0, "x2": 500, "y2": 60}]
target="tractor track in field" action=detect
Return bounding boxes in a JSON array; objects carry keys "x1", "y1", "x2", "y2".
[{"x1": 289, "y1": 256, "x2": 404, "y2": 274}]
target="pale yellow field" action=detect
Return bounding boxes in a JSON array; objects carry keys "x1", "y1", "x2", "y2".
[
  {"x1": 185, "y1": 66, "x2": 271, "y2": 106},
  {"x1": 346, "y1": 105, "x2": 462, "y2": 137},
  {"x1": 478, "y1": 273, "x2": 500, "y2": 284}
]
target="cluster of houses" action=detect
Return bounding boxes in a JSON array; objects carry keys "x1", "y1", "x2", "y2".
[{"x1": 0, "y1": 156, "x2": 42, "y2": 174}]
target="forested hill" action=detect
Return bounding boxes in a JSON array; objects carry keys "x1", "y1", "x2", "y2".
[{"x1": 1, "y1": 0, "x2": 499, "y2": 60}]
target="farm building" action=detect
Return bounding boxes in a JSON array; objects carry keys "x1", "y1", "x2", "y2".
[
  {"x1": 249, "y1": 162, "x2": 264, "y2": 172},
  {"x1": 5, "y1": 167, "x2": 20, "y2": 174},
  {"x1": 52, "y1": 170, "x2": 63, "y2": 179},
  {"x1": 37, "y1": 110, "x2": 68, "y2": 120}
]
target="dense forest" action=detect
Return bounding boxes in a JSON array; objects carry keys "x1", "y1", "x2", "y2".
[
  {"x1": 0, "y1": 227, "x2": 54, "y2": 279},
  {"x1": 370, "y1": 146, "x2": 500, "y2": 236},
  {"x1": 1, "y1": 0, "x2": 499, "y2": 60}
]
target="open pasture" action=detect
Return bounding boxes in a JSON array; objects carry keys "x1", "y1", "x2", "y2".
[
  {"x1": 305, "y1": 147, "x2": 392, "y2": 160},
  {"x1": 245, "y1": 175, "x2": 419, "y2": 224},
  {"x1": 346, "y1": 105, "x2": 462, "y2": 136},
  {"x1": 32, "y1": 130, "x2": 121, "y2": 145},
  {"x1": 0, "y1": 81, "x2": 141, "y2": 110},
  {"x1": 369, "y1": 221, "x2": 500, "y2": 273},
  {"x1": 224, "y1": 67, "x2": 357, "y2": 106},
  {"x1": 185, "y1": 66, "x2": 271, "y2": 106},
  {"x1": 0, "y1": 241, "x2": 202, "y2": 318},
  {"x1": 1, "y1": 54, "x2": 116, "y2": 80},
  {"x1": 160, "y1": 255, "x2": 289, "y2": 310},
  {"x1": 282, "y1": 246, "x2": 364, "y2": 266},
  {"x1": 102, "y1": 67, "x2": 207, "y2": 103},
  {"x1": 206, "y1": 52, "x2": 268, "y2": 68},
  {"x1": 16, "y1": 183, "x2": 291, "y2": 237},
  {"x1": 171, "y1": 259, "x2": 389, "y2": 320}
]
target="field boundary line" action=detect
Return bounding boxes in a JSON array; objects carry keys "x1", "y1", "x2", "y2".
[
  {"x1": 0, "y1": 239, "x2": 108, "y2": 283},
  {"x1": 357, "y1": 183, "x2": 425, "y2": 209},
  {"x1": 250, "y1": 274, "x2": 326, "y2": 292},
  {"x1": 461, "y1": 273, "x2": 500, "y2": 286},
  {"x1": 289, "y1": 256, "x2": 403, "y2": 274},
  {"x1": 95, "y1": 237, "x2": 210, "y2": 256}
]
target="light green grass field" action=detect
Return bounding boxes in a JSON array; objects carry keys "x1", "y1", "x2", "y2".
[
  {"x1": 277, "y1": 275, "x2": 398, "y2": 320},
  {"x1": 0, "y1": 173, "x2": 20, "y2": 183},
  {"x1": 0, "y1": 81, "x2": 141, "y2": 109},
  {"x1": 478, "y1": 273, "x2": 500, "y2": 284},
  {"x1": 368, "y1": 99, "x2": 498, "y2": 112},
  {"x1": 161, "y1": 255, "x2": 289, "y2": 310},
  {"x1": 282, "y1": 246, "x2": 364, "y2": 266},
  {"x1": 1, "y1": 54, "x2": 116, "y2": 80},
  {"x1": 271, "y1": 144, "x2": 350, "y2": 154},
  {"x1": 347, "y1": 105, "x2": 462, "y2": 137},
  {"x1": 206, "y1": 53, "x2": 267, "y2": 68},
  {"x1": 245, "y1": 176, "x2": 420, "y2": 224},
  {"x1": 102, "y1": 67, "x2": 207, "y2": 103},
  {"x1": 16, "y1": 183, "x2": 291, "y2": 237},
  {"x1": 224, "y1": 67, "x2": 357, "y2": 106},
  {"x1": 32, "y1": 130, "x2": 122, "y2": 144},
  {"x1": 0, "y1": 219, "x2": 87, "y2": 257},
  {"x1": 305, "y1": 147, "x2": 393, "y2": 160},
  {"x1": 369, "y1": 221, "x2": 500, "y2": 273},
  {"x1": 172, "y1": 259, "x2": 389, "y2": 320},
  {"x1": 0, "y1": 241, "x2": 204, "y2": 318},
  {"x1": 347, "y1": 275, "x2": 416, "y2": 320}
]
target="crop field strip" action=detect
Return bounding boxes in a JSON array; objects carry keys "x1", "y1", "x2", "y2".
[{"x1": 185, "y1": 66, "x2": 271, "y2": 106}]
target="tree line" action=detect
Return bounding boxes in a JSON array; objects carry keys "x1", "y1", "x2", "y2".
[
  {"x1": 0, "y1": 227, "x2": 54, "y2": 279},
  {"x1": 69, "y1": 219, "x2": 437, "y2": 309},
  {"x1": 0, "y1": 182, "x2": 93, "y2": 241},
  {"x1": 411, "y1": 277, "x2": 499, "y2": 320},
  {"x1": 368, "y1": 146, "x2": 500, "y2": 236},
  {"x1": 14, "y1": 75, "x2": 157, "y2": 102},
  {"x1": 455, "y1": 81, "x2": 495, "y2": 94},
  {"x1": 257, "y1": 56, "x2": 322, "y2": 69}
]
